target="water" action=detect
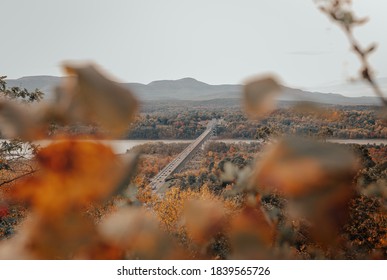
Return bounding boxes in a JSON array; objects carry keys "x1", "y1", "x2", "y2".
[
  {"x1": 19, "y1": 139, "x2": 262, "y2": 156},
  {"x1": 69, "y1": 139, "x2": 263, "y2": 154},
  {"x1": 98, "y1": 140, "x2": 193, "y2": 154},
  {"x1": 68, "y1": 139, "x2": 387, "y2": 154},
  {"x1": 1, "y1": 138, "x2": 386, "y2": 157},
  {"x1": 327, "y1": 139, "x2": 387, "y2": 145},
  {"x1": 33, "y1": 139, "x2": 194, "y2": 155},
  {"x1": 104, "y1": 139, "x2": 385, "y2": 154}
]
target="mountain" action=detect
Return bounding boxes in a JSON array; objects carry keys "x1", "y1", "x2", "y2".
[
  {"x1": 280, "y1": 87, "x2": 381, "y2": 106},
  {"x1": 124, "y1": 78, "x2": 241, "y2": 100},
  {"x1": 5, "y1": 75, "x2": 62, "y2": 96},
  {"x1": 307, "y1": 77, "x2": 387, "y2": 98},
  {"x1": 4, "y1": 76, "x2": 381, "y2": 106}
]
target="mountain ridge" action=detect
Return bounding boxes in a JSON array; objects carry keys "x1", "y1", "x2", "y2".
[{"x1": 4, "y1": 76, "x2": 381, "y2": 106}]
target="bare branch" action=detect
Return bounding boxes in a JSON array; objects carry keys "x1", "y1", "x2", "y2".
[
  {"x1": 0, "y1": 169, "x2": 37, "y2": 187},
  {"x1": 316, "y1": 0, "x2": 387, "y2": 106}
]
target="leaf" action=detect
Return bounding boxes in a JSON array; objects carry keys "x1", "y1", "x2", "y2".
[
  {"x1": 0, "y1": 204, "x2": 8, "y2": 218},
  {"x1": 183, "y1": 199, "x2": 226, "y2": 245},
  {"x1": 292, "y1": 101, "x2": 328, "y2": 116},
  {"x1": 98, "y1": 208, "x2": 176, "y2": 259},
  {"x1": 220, "y1": 162, "x2": 239, "y2": 183},
  {"x1": 112, "y1": 153, "x2": 140, "y2": 197},
  {"x1": 251, "y1": 137, "x2": 359, "y2": 245},
  {"x1": 243, "y1": 76, "x2": 282, "y2": 118},
  {"x1": 339, "y1": 11, "x2": 354, "y2": 27},
  {"x1": 8, "y1": 139, "x2": 138, "y2": 215},
  {"x1": 252, "y1": 137, "x2": 358, "y2": 197},
  {"x1": 229, "y1": 206, "x2": 275, "y2": 259},
  {"x1": 377, "y1": 107, "x2": 387, "y2": 125},
  {"x1": 59, "y1": 63, "x2": 139, "y2": 137},
  {"x1": 99, "y1": 208, "x2": 158, "y2": 247},
  {"x1": 353, "y1": 16, "x2": 369, "y2": 26},
  {"x1": 0, "y1": 101, "x2": 43, "y2": 140}
]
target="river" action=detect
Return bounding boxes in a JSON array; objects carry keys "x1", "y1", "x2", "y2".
[
  {"x1": 326, "y1": 139, "x2": 387, "y2": 145},
  {"x1": 104, "y1": 138, "x2": 387, "y2": 154},
  {"x1": 45, "y1": 138, "x2": 387, "y2": 154},
  {"x1": 1, "y1": 139, "x2": 386, "y2": 156}
]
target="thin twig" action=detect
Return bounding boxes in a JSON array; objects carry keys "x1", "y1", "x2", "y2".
[
  {"x1": 0, "y1": 169, "x2": 37, "y2": 187},
  {"x1": 343, "y1": 27, "x2": 387, "y2": 106},
  {"x1": 317, "y1": 0, "x2": 387, "y2": 107}
]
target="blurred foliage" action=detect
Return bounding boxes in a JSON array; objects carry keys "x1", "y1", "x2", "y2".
[
  {"x1": 0, "y1": 1, "x2": 386, "y2": 259},
  {"x1": 243, "y1": 76, "x2": 281, "y2": 119},
  {"x1": 0, "y1": 61, "x2": 385, "y2": 259}
]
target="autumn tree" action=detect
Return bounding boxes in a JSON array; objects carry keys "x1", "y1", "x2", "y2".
[{"x1": 0, "y1": 76, "x2": 44, "y2": 187}]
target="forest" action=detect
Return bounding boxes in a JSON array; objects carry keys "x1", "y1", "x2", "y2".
[
  {"x1": 129, "y1": 140, "x2": 387, "y2": 259},
  {"x1": 126, "y1": 103, "x2": 386, "y2": 140}
]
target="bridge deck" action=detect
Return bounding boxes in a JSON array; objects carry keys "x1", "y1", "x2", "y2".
[{"x1": 150, "y1": 119, "x2": 217, "y2": 194}]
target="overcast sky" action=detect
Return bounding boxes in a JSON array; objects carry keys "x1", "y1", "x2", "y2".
[{"x1": 1, "y1": 0, "x2": 386, "y2": 96}]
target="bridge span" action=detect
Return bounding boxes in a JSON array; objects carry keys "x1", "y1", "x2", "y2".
[{"x1": 150, "y1": 119, "x2": 218, "y2": 194}]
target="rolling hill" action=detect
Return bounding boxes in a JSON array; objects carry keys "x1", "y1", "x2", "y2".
[{"x1": 4, "y1": 76, "x2": 381, "y2": 106}]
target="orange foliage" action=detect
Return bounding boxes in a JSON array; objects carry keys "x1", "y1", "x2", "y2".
[
  {"x1": 8, "y1": 140, "x2": 126, "y2": 215},
  {"x1": 152, "y1": 186, "x2": 240, "y2": 235},
  {"x1": 229, "y1": 205, "x2": 275, "y2": 259}
]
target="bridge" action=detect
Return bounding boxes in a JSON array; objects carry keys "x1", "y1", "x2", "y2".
[{"x1": 150, "y1": 119, "x2": 218, "y2": 195}]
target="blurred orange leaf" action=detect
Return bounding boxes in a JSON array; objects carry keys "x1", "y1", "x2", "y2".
[
  {"x1": 243, "y1": 76, "x2": 281, "y2": 118},
  {"x1": 183, "y1": 199, "x2": 226, "y2": 245},
  {"x1": 58, "y1": 63, "x2": 139, "y2": 137},
  {"x1": 252, "y1": 137, "x2": 358, "y2": 196},
  {"x1": 252, "y1": 137, "x2": 359, "y2": 245},
  {"x1": 0, "y1": 101, "x2": 44, "y2": 140},
  {"x1": 229, "y1": 206, "x2": 275, "y2": 259},
  {"x1": 9, "y1": 139, "x2": 136, "y2": 215}
]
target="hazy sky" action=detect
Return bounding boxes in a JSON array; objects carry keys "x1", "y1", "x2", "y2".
[{"x1": 1, "y1": 0, "x2": 386, "y2": 95}]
